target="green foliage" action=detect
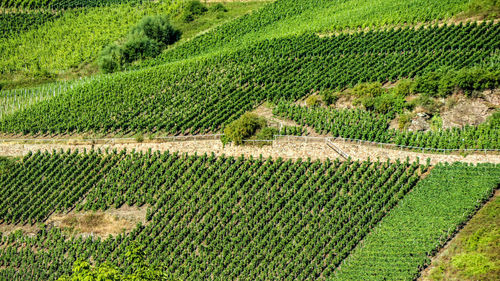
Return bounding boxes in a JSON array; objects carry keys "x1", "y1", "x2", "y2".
[
  {"x1": 0, "y1": 0, "x2": 143, "y2": 9},
  {"x1": 392, "y1": 79, "x2": 414, "y2": 97},
  {"x1": 145, "y1": 0, "x2": 472, "y2": 67},
  {"x1": 0, "y1": 11, "x2": 60, "y2": 39},
  {"x1": 211, "y1": 3, "x2": 228, "y2": 13},
  {"x1": 305, "y1": 95, "x2": 321, "y2": 107},
  {"x1": 351, "y1": 82, "x2": 385, "y2": 98},
  {"x1": 254, "y1": 126, "x2": 278, "y2": 141},
  {"x1": 2, "y1": 23, "x2": 498, "y2": 139},
  {"x1": 413, "y1": 67, "x2": 500, "y2": 98},
  {"x1": 279, "y1": 125, "x2": 306, "y2": 136},
  {"x1": 274, "y1": 102, "x2": 500, "y2": 149},
  {"x1": 333, "y1": 163, "x2": 500, "y2": 280},
  {"x1": 98, "y1": 15, "x2": 180, "y2": 73},
  {"x1": 465, "y1": 0, "x2": 500, "y2": 19},
  {"x1": 430, "y1": 115, "x2": 443, "y2": 131},
  {"x1": 0, "y1": 157, "x2": 15, "y2": 175},
  {"x1": 98, "y1": 43, "x2": 125, "y2": 73},
  {"x1": 129, "y1": 15, "x2": 182, "y2": 46},
  {"x1": 121, "y1": 33, "x2": 161, "y2": 63},
  {"x1": 181, "y1": 0, "x2": 208, "y2": 22},
  {"x1": 451, "y1": 253, "x2": 498, "y2": 278},
  {"x1": 58, "y1": 244, "x2": 170, "y2": 281},
  {"x1": 0, "y1": 150, "x2": 424, "y2": 280},
  {"x1": 320, "y1": 91, "x2": 340, "y2": 106},
  {"x1": 223, "y1": 113, "x2": 266, "y2": 145},
  {"x1": 398, "y1": 113, "x2": 413, "y2": 130}
]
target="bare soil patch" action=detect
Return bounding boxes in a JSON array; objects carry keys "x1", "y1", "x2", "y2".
[
  {"x1": 0, "y1": 205, "x2": 147, "y2": 238},
  {"x1": 46, "y1": 205, "x2": 147, "y2": 237}
]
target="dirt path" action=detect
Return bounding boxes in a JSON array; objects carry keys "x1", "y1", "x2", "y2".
[{"x1": 1, "y1": 138, "x2": 499, "y2": 165}]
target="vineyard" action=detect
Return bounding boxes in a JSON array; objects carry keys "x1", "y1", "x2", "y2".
[
  {"x1": 273, "y1": 102, "x2": 500, "y2": 149},
  {"x1": 334, "y1": 162, "x2": 500, "y2": 280},
  {"x1": 0, "y1": 149, "x2": 424, "y2": 280},
  {"x1": 0, "y1": 0, "x2": 499, "y2": 280},
  {"x1": 1, "y1": 22, "x2": 499, "y2": 140}
]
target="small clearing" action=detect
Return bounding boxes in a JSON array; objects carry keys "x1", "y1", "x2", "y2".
[{"x1": 0, "y1": 205, "x2": 147, "y2": 238}]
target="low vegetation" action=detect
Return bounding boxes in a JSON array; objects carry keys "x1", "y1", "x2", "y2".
[
  {"x1": 422, "y1": 193, "x2": 500, "y2": 281},
  {"x1": 99, "y1": 15, "x2": 181, "y2": 73},
  {"x1": 333, "y1": 163, "x2": 500, "y2": 280}
]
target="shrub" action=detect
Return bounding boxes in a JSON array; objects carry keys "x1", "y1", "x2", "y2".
[
  {"x1": 255, "y1": 127, "x2": 278, "y2": 140},
  {"x1": 413, "y1": 72, "x2": 441, "y2": 96},
  {"x1": 185, "y1": 0, "x2": 208, "y2": 16},
  {"x1": 351, "y1": 82, "x2": 384, "y2": 97},
  {"x1": 121, "y1": 34, "x2": 161, "y2": 64},
  {"x1": 98, "y1": 15, "x2": 181, "y2": 73},
  {"x1": 182, "y1": 0, "x2": 208, "y2": 22},
  {"x1": 223, "y1": 113, "x2": 267, "y2": 145},
  {"x1": 129, "y1": 15, "x2": 181, "y2": 47},
  {"x1": 398, "y1": 113, "x2": 413, "y2": 130},
  {"x1": 211, "y1": 3, "x2": 228, "y2": 13},
  {"x1": 321, "y1": 91, "x2": 340, "y2": 105},
  {"x1": 305, "y1": 95, "x2": 321, "y2": 107},
  {"x1": 97, "y1": 44, "x2": 123, "y2": 73},
  {"x1": 392, "y1": 79, "x2": 414, "y2": 97}
]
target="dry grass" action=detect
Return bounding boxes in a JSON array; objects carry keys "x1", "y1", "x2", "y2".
[{"x1": 46, "y1": 205, "x2": 147, "y2": 237}]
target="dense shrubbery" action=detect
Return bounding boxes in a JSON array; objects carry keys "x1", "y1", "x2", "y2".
[
  {"x1": 222, "y1": 113, "x2": 266, "y2": 145},
  {"x1": 181, "y1": 0, "x2": 208, "y2": 22},
  {"x1": 98, "y1": 15, "x2": 181, "y2": 73}
]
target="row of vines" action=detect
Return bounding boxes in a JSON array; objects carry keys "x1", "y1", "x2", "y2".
[
  {"x1": 0, "y1": 0, "x2": 142, "y2": 9},
  {"x1": 273, "y1": 102, "x2": 500, "y2": 149},
  {"x1": 0, "y1": 149, "x2": 424, "y2": 280},
  {"x1": 1, "y1": 22, "x2": 498, "y2": 143},
  {"x1": 333, "y1": 162, "x2": 500, "y2": 280}
]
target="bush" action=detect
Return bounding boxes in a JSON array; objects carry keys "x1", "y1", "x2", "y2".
[
  {"x1": 121, "y1": 34, "x2": 161, "y2": 64},
  {"x1": 392, "y1": 79, "x2": 414, "y2": 97},
  {"x1": 182, "y1": 0, "x2": 208, "y2": 22},
  {"x1": 223, "y1": 113, "x2": 266, "y2": 145},
  {"x1": 129, "y1": 15, "x2": 181, "y2": 47},
  {"x1": 351, "y1": 82, "x2": 384, "y2": 97},
  {"x1": 321, "y1": 91, "x2": 340, "y2": 105},
  {"x1": 185, "y1": 0, "x2": 208, "y2": 15},
  {"x1": 305, "y1": 95, "x2": 321, "y2": 107},
  {"x1": 211, "y1": 3, "x2": 228, "y2": 13},
  {"x1": 255, "y1": 127, "x2": 278, "y2": 140},
  {"x1": 98, "y1": 16, "x2": 181, "y2": 73},
  {"x1": 97, "y1": 44, "x2": 123, "y2": 73},
  {"x1": 413, "y1": 72, "x2": 442, "y2": 96}
]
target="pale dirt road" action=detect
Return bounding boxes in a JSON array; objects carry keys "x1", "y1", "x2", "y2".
[{"x1": 1, "y1": 138, "x2": 498, "y2": 165}]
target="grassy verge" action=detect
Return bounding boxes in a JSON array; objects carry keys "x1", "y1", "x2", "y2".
[
  {"x1": 421, "y1": 191, "x2": 499, "y2": 281},
  {"x1": 332, "y1": 162, "x2": 500, "y2": 280}
]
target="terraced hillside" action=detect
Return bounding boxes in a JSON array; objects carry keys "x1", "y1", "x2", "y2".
[{"x1": 0, "y1": 0, "x2": 499, "y2": 280}]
